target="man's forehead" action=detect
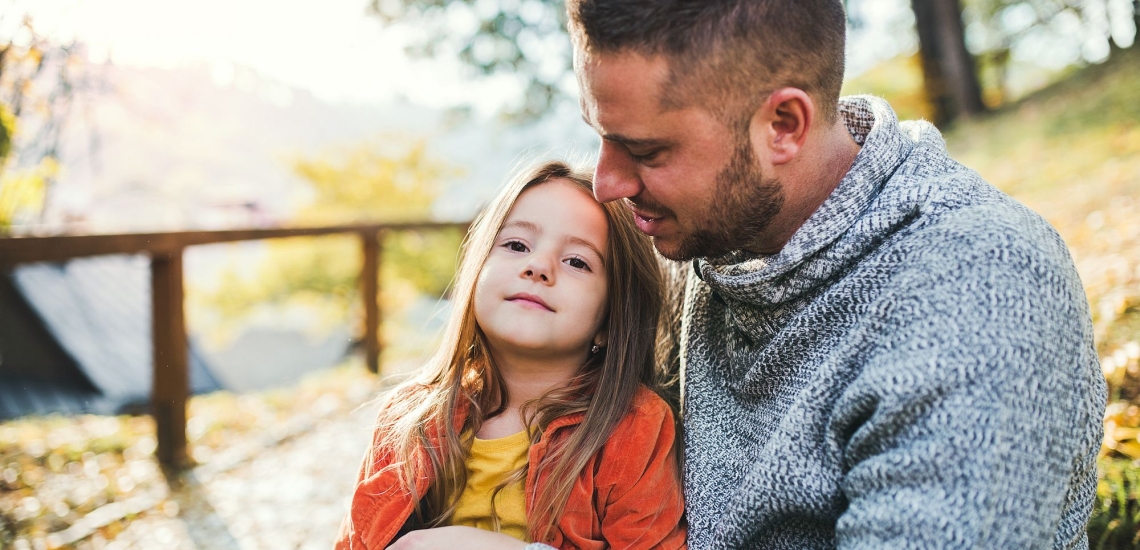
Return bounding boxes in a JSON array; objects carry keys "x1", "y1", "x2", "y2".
[
  {"x1": 578, "y1": 51, "x2": 669, "y2": 96},
  {"x1": 576, "y1": 51, "x2": 671, "y2": 128}
]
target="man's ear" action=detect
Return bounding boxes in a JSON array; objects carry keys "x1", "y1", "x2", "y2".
[{"x1": 748, "y1": 88, "x2": 815, "y2": 166}]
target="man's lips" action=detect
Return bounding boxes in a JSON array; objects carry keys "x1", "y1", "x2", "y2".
[
  {"x1": 506, "y1": 293, "x2": 554, "y2": 311},
  {"x1": 627, "y1": 204, "x2": 669, "y2": 236}
]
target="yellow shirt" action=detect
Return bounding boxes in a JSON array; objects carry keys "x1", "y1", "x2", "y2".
[{"x1": 451, "y1": 430, "x2": 530, "y2": 541}]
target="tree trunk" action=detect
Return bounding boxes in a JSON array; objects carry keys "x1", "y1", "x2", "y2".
[
  {"x1": 910, "y1": 0, "x2": 987, "y2": 126},
  {"x1": 934, "y1": 0, "x2": 986, "y2": 117},
  {"x1": 911, "y1": 0, "x2": 951, "y2": 125},
  {"x1": 1106, "y1": 0, "x2": 1125, "y2": 52},
  {"x1": 1134, "y1": 0, "x2": 1140, "y2": 47}
]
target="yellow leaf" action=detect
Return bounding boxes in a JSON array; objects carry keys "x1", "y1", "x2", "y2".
[
  {"x1": 1113, "y1": 427, "x2": 1140, "y2": 442},
  {"x1": 1114, "y1": 440, "x2": 1140, "y2": 460}
]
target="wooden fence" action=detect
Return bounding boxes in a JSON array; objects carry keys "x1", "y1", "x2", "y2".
[{"x1": 0, "y1": 222, "x2": 468, "y2": 469}]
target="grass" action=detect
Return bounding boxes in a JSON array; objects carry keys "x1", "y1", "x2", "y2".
[{"x1": 1089, "y1": 457, "x2": 1140, "y2": 549}]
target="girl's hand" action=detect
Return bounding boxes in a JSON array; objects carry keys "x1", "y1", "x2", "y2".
[{"x1": 386, "y1": 526, "x2": 530, "y2": 550}]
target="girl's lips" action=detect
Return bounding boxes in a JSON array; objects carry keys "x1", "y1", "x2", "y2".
[{"x1": 507, "y1": 293, "x2": 554, "y2": 311}]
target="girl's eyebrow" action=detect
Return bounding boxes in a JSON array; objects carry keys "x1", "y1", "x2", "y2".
[
  {"x1": 501, "y1": 220, "x2": 606, "y2": 266},
  {"x1": 567, "y1": 236, "x2": 606, "y2": 267},
  {"x1": 501, "y1": 220, "x2": 541, "y2": 233}
]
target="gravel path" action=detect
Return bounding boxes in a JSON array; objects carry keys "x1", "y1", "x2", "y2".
[{"x1": 99, "y1": 405, "x2": 375, "y2": 550}]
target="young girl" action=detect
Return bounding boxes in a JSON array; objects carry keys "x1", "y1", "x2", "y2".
[{"x1": 335, "y1": 160, "x2": 686, "y2": 549}]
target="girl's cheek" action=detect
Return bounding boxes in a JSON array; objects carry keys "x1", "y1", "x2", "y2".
[
  {"x1": 474, "y1": 264, "x2": 497, "y2": 290},
  {"x1": 592, "y1": 286, "x2": 609, "y2": 325}
]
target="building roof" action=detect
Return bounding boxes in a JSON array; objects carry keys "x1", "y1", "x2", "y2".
[{"x1": 0, "y1": 255, "x2": 221, "y2": 419}]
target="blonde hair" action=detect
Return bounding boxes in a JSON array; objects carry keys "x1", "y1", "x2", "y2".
[{"x1": 365, "y1": 159, "x2": 667, "y2": 541}]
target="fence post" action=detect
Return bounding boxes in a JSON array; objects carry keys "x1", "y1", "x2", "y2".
[
  {"x1": 151, "y1": 250, "x2": 190, "y2": 469},
  {"x1": 361, "y1": 230, "x2": 381, "y2": 374}
]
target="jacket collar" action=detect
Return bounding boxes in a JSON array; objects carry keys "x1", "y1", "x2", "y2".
[{"x1": 439, "y1": 395, "x2": 587, "y2": 442}]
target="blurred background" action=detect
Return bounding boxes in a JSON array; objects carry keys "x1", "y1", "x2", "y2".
[{"x1": 0, "y1": 0, "x2": 1138, "y2": 548}]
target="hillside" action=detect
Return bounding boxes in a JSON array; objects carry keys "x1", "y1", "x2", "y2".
[
  {"x1": 849, "y1": 48, "x2": 1140, "y2": 547},
  {"x1": 847, "y1": 48, "x2": 1140, "y2": 358},
  {"x1": 944, "y1": 49, "x2": 1140, "y2": 357}
]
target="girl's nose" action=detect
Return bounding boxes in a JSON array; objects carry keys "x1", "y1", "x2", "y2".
[{"x1": 522, "y1": 255, "x2": 554, "y2": 284}]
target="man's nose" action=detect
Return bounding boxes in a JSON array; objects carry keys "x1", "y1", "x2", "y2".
[{"x1": 593, "y1": 141, "x2": 641, "y2": 204}]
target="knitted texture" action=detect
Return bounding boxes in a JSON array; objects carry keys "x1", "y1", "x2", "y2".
[{"x1": 672, "y1": 96, "x2": 1107, "y2": 549}]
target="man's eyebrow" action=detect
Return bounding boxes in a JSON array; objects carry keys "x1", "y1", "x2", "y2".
[
  {"x1": 579, "y1": 113, "x2": 668, "y2": 149},
  {"x1": 603, "y1": 133, "x2": 669, "y2": 149}
]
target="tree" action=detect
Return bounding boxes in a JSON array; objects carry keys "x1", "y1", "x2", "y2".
[
  {"x1": 911, "y1": 0, "x2": 986, "y2": 126},
  {"x1": 373, "y1": 0, "x2": 1131, "y2": 126},
  {"x1": 370, "y1": 0, "x2": 570, "y2": 121},
  {"x1": 194, "y1": 138, "x2": 465, "y2": 344},
  {"x1": 0, "y1": 14, "x2": 88, "y2": 233},
  {"x1": 1134, "y1": 0, "x2": 1140, "y2": 46},
  {"x1": 372, "y1": 0, "x2": 992, "y2": 125}
]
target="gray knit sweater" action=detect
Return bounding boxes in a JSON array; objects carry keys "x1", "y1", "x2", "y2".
[{"x1": 665, "y1": 96, "x2": 1107, "y2": 549}]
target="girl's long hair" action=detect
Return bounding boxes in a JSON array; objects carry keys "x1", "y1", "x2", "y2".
[{"x1": 365, "y1": 159, "x2": 666, "y2": 541}]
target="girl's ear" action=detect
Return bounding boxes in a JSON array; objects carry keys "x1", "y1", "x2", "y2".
[{"x1": 593, "y1": 329, "x2": 608, "y2": 349}]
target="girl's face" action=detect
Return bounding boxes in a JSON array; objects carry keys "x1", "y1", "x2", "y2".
[{"x1": 473, "y1": 178, "x2": 610, "y2": 363}]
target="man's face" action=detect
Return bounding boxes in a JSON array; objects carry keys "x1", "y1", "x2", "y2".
[{"x1": 578, "y1": 51, "x2": 784, "y2": 261}]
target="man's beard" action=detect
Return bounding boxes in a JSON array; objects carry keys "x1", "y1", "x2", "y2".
[{"x1": 660, "y1": 138, "x2": 784, "y2": 261}]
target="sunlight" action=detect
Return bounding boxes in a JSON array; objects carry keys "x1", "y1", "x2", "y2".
[{"x1": 10, "y1": 0, "x2": 520, "y2": 113}]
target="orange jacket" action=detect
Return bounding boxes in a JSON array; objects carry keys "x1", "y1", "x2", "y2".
[{"x1": 335, "y1": 385, "x2": 687, "y2": 549}]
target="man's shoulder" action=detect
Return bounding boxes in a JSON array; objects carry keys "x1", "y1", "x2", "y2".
[
  {"x1": 862, "y1": 183, "x2": 1092, "y2": 344},
  {"x1": 887, "y1": 181, "x2": 1072, "y2": 277}
]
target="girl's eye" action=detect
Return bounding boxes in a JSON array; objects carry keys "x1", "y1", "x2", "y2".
[
  {"x1": 504, "y1": 240, "x2": 529, "y2": 253},
  {"x1": 566, "y1": 257, "x2": 591, "y2": 271}
]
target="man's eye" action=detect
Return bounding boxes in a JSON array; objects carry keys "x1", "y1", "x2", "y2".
[
  {"x1": 504, "y1": 240, "x2": 528, "y2": 253},
  {"x1": 566, "y1": 257, "x2": 591, "y2": 271},
  {"x1": 631, "y1": 149, "x2": 660, "y2": 162}
]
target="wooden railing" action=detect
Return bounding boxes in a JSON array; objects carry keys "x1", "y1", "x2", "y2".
[{"x1": 0, "y1": 222, "x2": 468, "y2": 469}]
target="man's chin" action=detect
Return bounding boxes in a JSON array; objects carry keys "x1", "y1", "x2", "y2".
[
  {"x1": 653, "y1": 229, "x2": 740, "y2": 262},
  {"x1": 651, "y1": 236, "x2": 697, "y2": 262}
]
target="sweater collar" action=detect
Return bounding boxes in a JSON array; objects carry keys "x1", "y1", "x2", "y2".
[{"x1": 692, "y1": 96, "x2": 925, "y2": 339}]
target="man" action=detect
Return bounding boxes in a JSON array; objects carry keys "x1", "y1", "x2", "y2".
[{"x1": 570, "y1": 0, "x2": 1107, "y2": 549}]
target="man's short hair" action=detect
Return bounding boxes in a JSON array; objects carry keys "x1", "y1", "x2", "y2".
[{"x1": 568, "y1": 0, "x2": 847, "y2": 126}]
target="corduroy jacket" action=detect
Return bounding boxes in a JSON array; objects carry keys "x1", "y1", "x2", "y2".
[{"x1": 335, "y1": 385, "x2": 687, "y2": 549}]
